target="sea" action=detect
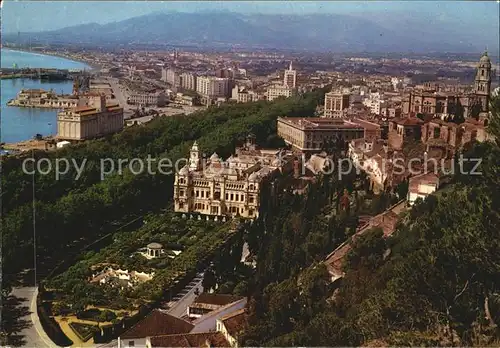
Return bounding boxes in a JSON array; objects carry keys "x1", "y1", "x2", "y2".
[{"x1": 1, "y1": 49, "x2": 90, "y2": 143}]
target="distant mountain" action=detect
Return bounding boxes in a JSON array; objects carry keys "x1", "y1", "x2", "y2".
[{"x1": 3, "y1": 11, "x2": 498, "y2": 53}]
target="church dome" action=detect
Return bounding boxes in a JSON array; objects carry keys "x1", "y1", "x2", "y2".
[
  {"x1": 480, "y1": 52, "x2": 491, "y2": 65},
  {"x1": 210, "y1": 152, "x2": 220, "y2": 161}
]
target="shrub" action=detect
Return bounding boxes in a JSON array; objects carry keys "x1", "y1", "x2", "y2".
[{"x1": 69, "y1": 322, "x2": 99, "y2": 342}]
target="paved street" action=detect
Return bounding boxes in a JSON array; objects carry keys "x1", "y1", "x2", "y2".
[
  {"x1": 7, "y1": 287, "x2": 57, "y2": 348},
  {"x1": 107, "y1": 77, "x2": 129, "y2": 109},
  {"x1": 165, "y1": 272, "x2": 204, "y2": 318}
]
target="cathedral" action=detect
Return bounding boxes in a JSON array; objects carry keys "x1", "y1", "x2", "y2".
[{"x1": 403, "y1": 52, "x2": 492, "y2": 122}]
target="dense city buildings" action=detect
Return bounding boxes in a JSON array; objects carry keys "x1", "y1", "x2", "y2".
[
  {"x1": 403, "y1": 52, "x2": 492, "y2": 120},
  {"x1": 173, "y1": 136, "x2": 294, "y2": 219},
  {"x1": 323, "y1": 91, "x2": 351, "y2": 118},
  {"x1": 57, "y1": 94, "x2": 124, "y2": 140}
]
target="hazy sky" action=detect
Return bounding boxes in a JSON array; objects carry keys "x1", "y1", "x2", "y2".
[{"x1": 2, "y1": 1, "x2": 498, "y2": 33}]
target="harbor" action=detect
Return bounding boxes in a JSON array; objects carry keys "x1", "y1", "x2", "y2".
[
  {"x1": 1, "y1": 49, "x2": 91, "y2": 143},
  {"x1": 7, "y1": 88, "x2": 81, "y2": 109},
  {"x1": 0, "y1": 67, "x2": 84, "y2": 80}
]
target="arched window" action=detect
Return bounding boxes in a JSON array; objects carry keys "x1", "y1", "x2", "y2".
[{"x1": 481, "y1": 70, "x2": 485, "y2": 76}]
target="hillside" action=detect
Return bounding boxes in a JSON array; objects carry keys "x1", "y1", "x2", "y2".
[{"x1": 3, "y1": 12, "x2": 497, "y2": 52}]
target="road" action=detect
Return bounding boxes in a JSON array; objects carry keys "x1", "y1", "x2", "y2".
[
  {"x1": 107, "y1": 77, "x2": 129, "y2": 109},
  {"x1": 7, "y1": 287, "x2": 57, "y2": 348},
  {"x1": 165, "y1": 272, "x2": 204, "y2": 318}
]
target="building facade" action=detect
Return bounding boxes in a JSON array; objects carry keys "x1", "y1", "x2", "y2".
[
  {"x1": 180, "y1": 72, "x2": 198, "y2": 91},
  {"x1": 266, "y1": 84, "x2": 296, "y2": 101},
  {"x1": 231, "y1": 86, "x2": 261, "y2": 103},
  {"x1": 128, "y1": 92, "x2": 168, "y2": 106},
  {"x1": 164, "y1": 68, "x2": 181, "y2": 87},
  {"x1": 174, "y1": 137, "x2": 293, "y2": 219},
  {"x1": 196, "y1": 76, "x2": 230, "y2": 98},
  {"x1": 324, "y1": 91, "x2": 351, "y2": 118},
  {"x1": 402, "y1": 52, "x2": 492, "y2": 119},
  {"x1": 277, "y1": 117, "x2": 369, "y2": 152},
  {"x1": 57, "y1": 95, "x2": 124, "y2": 140}
]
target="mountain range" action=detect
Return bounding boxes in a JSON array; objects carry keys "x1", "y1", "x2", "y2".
[{"x1": 3, "y1": 11, "x2": 498, "y2": 53}]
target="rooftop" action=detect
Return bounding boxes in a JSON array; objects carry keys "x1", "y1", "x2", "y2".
[
  {"x1": 150, "y1": 332, "x2": 229, "y2": 347},
  {"x1": 120, "y1": 309, "x2": 194, "y2": 339},
  {"x1": 392, "y1": 117, "x2": 424, "y2": 126},
  {"x1": 192, "y1": 293, "x2": 243, "y2": 307},
  {"x1": 220, "y1": 308, "x2": 247, "y2": 337},
  {"x1": 278, "y1": 117, "x2": 365, "y2": 130}
]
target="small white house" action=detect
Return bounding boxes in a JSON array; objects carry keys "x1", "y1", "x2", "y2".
[{"x1": 407, "y1": 172, "x2": 440, "y2": 206}]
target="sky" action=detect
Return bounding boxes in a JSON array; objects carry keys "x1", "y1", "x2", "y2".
[{"x1": 1, "y1": 1, "x2": 498, "y2": 34}]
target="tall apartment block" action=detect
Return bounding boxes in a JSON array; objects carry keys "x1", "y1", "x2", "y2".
[{"x1": 324, "y1": 91, "x2": 351, "y2": 118}]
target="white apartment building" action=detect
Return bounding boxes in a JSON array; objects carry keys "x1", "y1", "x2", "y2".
[
  {"x1": 231, "y1": 85, "x2": 261, "y2": 103},
  {"x1": 165, "y1": 68, "x2": 180, "y2": 87},
  {"x1": 180, "y1": 72, "x2": 197, "y2": 91},
  {"x1": 266, "y1": 84, "x2": 296, "y2": 101},
  {"x1": 362, "y1": 92, "x2": 386, "y2": 115},
  {"x1": 128, "y1": 92, "x2": 168, "y2": 106},
  {"x1": 196, "y1": 76, "x2": 230, "y2": 97}
]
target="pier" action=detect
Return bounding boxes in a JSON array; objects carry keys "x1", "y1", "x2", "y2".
[{"x1": 0, "y1": 68, "x2": 83, "y2": 80}]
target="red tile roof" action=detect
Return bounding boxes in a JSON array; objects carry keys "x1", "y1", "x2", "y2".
[
  {"x1": 393, "y1": 117, "x2": 424, "y2": 126},
  {"x1": 120, "y1": 309, "x2": 194, "y2": 339},
  {"x1": 150, "y1": 332, "x2": 229, "y2": 347},
  {"x1": 220, "y1": 309, "x2": 247, "y2": 337},
  {"x1": 74, "y1": 105, "x2": 97, "y2": 112}
]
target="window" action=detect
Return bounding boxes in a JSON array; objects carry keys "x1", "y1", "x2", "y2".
[
  {"x1": 249, "y1": 196, "x2": 255, "y2": 204},
  {"x1": 241, "y1": 195, "x2": 245, "y2": 202},
  {"x1": 128, "y1": 341, "x2": 135, "y2": 347},
  {"x1": 201, "y1": 191, "x2": 204, "y2": 198},
  {"x1": 196, "y1": 190, "x2": 199, "y2": 198},
  {"x1": 179, "y1": 202, "x2": 184, "y2": 209},
  {"x1": 179, "y1": 190, "x2": 185, "y2": 197},
  {"x1": 225, "y1": 193, "x2": 228, "y2": 200},
  {"x1": 235, "y1": 194, "x2": 239, "y2": 201},
  {"x1": 180, "y1": 178, "x2": 185, "y2": 184},
  {"x1": 231, "y1": 194, "x2": 234, "y2": 201},
  {"x1": 214, "y1": 192, "x2": 221, "y2": 200}
]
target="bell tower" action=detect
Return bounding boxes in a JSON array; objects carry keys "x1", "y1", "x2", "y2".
[
  {"x1": 474, "y1": 51, "x2": 492, "y2": 113},
  {"x1": 189, "y1": 141, "x2": 201, "y2": 171}
]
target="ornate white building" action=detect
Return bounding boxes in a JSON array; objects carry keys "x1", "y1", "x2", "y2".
[{"x1": 174, "y1": 135, "x2": 294, "y2": 219}]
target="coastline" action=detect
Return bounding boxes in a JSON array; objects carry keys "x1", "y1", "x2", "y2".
[{"x1": 2, "y1": 47, "x2": 101, "y2": 71}]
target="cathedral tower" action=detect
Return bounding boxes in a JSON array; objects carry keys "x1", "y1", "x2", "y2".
[{"x1": 474, "y1": 51, "x2": 492, "y2": 113}]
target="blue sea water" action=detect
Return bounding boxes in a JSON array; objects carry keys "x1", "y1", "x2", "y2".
[{"x1": 1, "y1": 49, "x2": 90, "y2": 143}]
